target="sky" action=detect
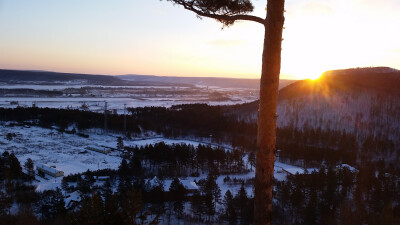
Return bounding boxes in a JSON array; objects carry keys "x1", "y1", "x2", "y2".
[{"x1": 0, "y1": 0, "x2": 399, "y2": 80}]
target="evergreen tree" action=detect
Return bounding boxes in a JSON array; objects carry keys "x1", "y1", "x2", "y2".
[
  {"x1": 39, "y1": 188, "x2": 66, "y2": 221},
  {"x1": 61, "y1": 178, "x2": 69, "y2": 195},
  {"x1": 9, "y1": 153, "x2": 22, "y2": 179},
  {"x1": 190, "y1": 191, "x2": 203, "y2": 221},
  {"x1": 77, "y1": 172, "x2": 95, "y2": 194},
  {"x1": 74, "y1": 192, "x2": 105, "y2": 225},
  {"x1": 117, "y1": 136, "x2": 124, "y2": 150},
  {"x1": 223, "y1": 190, "x2": 237, "y2": 224},
  {"x1": 304, "y1": 188, "x2": 317, "y2": 225},
  {"x1": 102, "y1": 180, "x2": 113, "y2": 199},
  {"x1": 169, "y1": 178, "x2": 186, "y2": 219},
  {"x1": 0, "y1": 192, "x2": 12, "y2": 216},
  {"x1": 104, "y1": 194, "x2": 123, "y2": 225},
  {"x1": 120, "y1": 188, "x2": 143, "y2": 225},
  {"x1": 24, "y1": 158, "x2": 35, "y2": 180},
  {"x1": 129, "y1": 155, "x2": 142, "y2": 177},
  {"x1": 52, "y1": 187, "x2": 66, "y2": 218},
  {"x1": 118, "y1": 159, "x2": 130, "y2": 179},
  {"x1": 236, "y1": 183, "x2": 248, "y2": 224},
  {"x1": 169, "y1": 178, "x2": 187, "y2": 198},
  {"x1": 199, "y1": 173, "x2": 221, "y2": 219}
]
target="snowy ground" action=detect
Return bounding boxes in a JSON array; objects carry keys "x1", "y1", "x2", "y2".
[
  {"x1": 0, "y1": 124, "x2": 314, "y2": 195},
  {"x1": 0, "y1": 85, "x2": 189, "y2": 90},
  {"x1": 0, "y1": 84, "x2": 259, "y2": 113},
  {"x1": 0, "y1": 97, "x2": 253, "y2": 113}
]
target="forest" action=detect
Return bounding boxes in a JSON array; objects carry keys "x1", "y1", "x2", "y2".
[
  {"x1": 0, "y1": 105, "x2": 394, "y2": 165},
  {"x1": 1, "y1": 105, "x2": 399, "y2": 224}
]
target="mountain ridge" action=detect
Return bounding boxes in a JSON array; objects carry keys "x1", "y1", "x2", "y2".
[
  {"x1": 231, "y1": 67, "x2": 400, "y2": 147},
  {"x1": 0, "y1": 69, "x2": 296, "y2": 89}
]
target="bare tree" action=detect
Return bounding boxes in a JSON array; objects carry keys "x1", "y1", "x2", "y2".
[{"x1": 162, "y1": 0, "x2": 285, "y2": 224}]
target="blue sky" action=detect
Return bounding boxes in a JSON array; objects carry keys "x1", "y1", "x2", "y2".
[{"x1": 0, "y1": 0, "x2": 399, "y2": 79}]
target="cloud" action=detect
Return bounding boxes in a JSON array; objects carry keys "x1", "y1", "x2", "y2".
[{"x1": 207, "y1": 39, "x2": 245, "y2": 47}]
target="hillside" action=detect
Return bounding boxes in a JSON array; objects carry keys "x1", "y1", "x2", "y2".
[
  {"x1": 279, "y1": 67, "x2": 400, "y2": 99},
  {"x1": 233, "y1": 67, "x2": 400, "y2": 142}
]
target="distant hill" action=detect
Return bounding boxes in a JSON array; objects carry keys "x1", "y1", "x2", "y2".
[
  {"x1": 279, "y1": 67, "x2": 400, "y2": 99},
  {"x1": 0, "y1": 69, "x2": 126, "y2": 85},
  {"x1": 231, "y1": 67, "x2": 400, "y2": 143},
  {"x1": 118, "y1": 74, "x2": 295, "y2": 90},
  {"x1": 0, "y1": 69, "x2": 295, "y2": 89}
]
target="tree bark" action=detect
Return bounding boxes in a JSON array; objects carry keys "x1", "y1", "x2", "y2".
[{"x1": 254, "y1": 0, "x2": 285, "y2": 224}]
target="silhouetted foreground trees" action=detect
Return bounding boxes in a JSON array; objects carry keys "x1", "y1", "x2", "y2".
[
  {"x1": 123, "y1": 142, "x2": 248, "y2": 178},
  {"x1": 2, "y1": 142, "x2": 400, "y2": 224},
  {"x1": 274, "y1": 163, "x2": 400, "y2": 225}
]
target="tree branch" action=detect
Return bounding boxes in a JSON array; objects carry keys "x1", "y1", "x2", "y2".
[{"x1": 174, "y1": 0, "x2": 265, "y2": 26}]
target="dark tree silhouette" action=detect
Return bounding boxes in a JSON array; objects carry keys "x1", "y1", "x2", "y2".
[
  {"x1": 24, "y1": 158, "x2": 35, "y2": 181},
  {"x1": 163, "y1": 0, "x2": 286, "y2": 224}
]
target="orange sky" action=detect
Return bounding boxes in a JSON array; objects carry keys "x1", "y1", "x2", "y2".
[{"x1": 0, "y1": 0, "x2": 399, "y2": 80}]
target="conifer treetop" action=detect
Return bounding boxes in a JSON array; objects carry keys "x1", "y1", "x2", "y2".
[{"x1": 163, "y1": 0, "x2": 265, "y2": 26}]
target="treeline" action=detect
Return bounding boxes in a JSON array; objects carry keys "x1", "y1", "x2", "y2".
[
  {"x1": 130, "y1": 104, "x2": 257, "y2": 150},
  {"x1": 0, "y1": 105, "x2": 257, "y2": 150},
  {"x1": 277, "y1": 126, "x2": 398, "y2": 166},
  {"x1": 122, "y1": 142, "x2": 248, "y2": 178},
  {"x1": 1, "y1": 105, "x2": 396, "y2": 166},
  {"x1": 62, "y1": 169, "x2": 254, "y2": 224},
  {"x1": 277, "y1": 126, "x2": 359, "y2": 166},
  {"x1": 0, "y1": 88, "x2": 63, "y2": 97},
  {"x1": 0, "y1": 107, "x2": 140, "y2": 134},
  {"x1": 130, "y1": 104, "x2": 397, "y2": 166},
  {"x1": 274, "y1": 163, "x2": 400, "y2": 225}
]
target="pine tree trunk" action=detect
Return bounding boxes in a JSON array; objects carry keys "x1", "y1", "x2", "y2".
[{"x1": 254, "y1": 0, "x2": 285, "y2": 224}]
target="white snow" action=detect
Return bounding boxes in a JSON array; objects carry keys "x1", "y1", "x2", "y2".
[
  {"x1": 337, "y1": 163, "x2": 358, "y2": 172},
  {"x1": 1, "y1": 123, "x2": 320, "y2": 195},
  {"x1": 0, "y1": 124, "x2": 222, "y2": 192}
]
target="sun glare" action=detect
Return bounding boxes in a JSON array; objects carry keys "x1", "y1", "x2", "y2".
[{"x1": 309, "y1": 73, "x2": 322, "y2": 81}]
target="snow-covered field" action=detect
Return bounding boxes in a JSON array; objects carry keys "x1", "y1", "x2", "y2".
[
  {"x1": 0, "y1": 84, "x2": 190, "y2": 90},
  {"x1": 0, "y1": 124, "x2": 218, "y2": 177},
  {"x1": 0, "y1": 96, "x2": 254, "y2": 113},
  {"x1": 0, "y1": 83, "x2": 259, "y2": 112},
  {"x1": 0, "y1": 124, "x2": 313, "y2": 194},
  {"x1": 1, "y1": 125, "x2": 122, "y2": 176},
  {"x1": 0, "y1": 97, "x2": 181, "y2": 112}
]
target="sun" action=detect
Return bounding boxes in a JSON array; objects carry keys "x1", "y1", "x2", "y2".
[
  {"x1": 297, "y1": 66, "x2": 325, "y2": 81},
  {"x1": 281, "y1": 54, "x2": 326, "y2": 81},
  {"x1": 283, "y1": 67, "x2": 324, "y2": 81},
  {"x1": 308, "y1": 73, "x2": 322, "y2": 81}
]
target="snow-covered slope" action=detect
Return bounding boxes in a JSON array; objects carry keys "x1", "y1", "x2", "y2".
[{"x1": 234, "y1": 67, "x2": 400, "y2": 141}]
